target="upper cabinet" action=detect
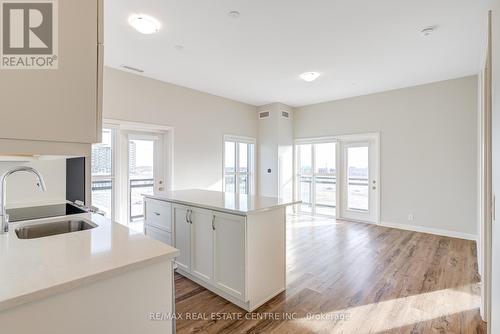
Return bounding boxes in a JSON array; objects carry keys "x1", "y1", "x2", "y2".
[{"x1": 0, "y1": 0, "x2": 103, "y2": 144}]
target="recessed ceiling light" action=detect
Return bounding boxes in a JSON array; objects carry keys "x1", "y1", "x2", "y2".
[
  {"x1": 128, "y1": 14, "x2": 161, "y2": 34},
  {"x1": 420, "y1": 25, "x2": 437, "y2": 37},
  {"x1": 228, "y1": 11, "x2": 240, "y2": 18},
  {"x1": 299, "y1": 72, "x2": 321, "y2": 82}
]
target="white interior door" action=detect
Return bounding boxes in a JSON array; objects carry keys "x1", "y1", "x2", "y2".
[{"x1": 340, "y1": 135, "x2": 380, "y2": 223}]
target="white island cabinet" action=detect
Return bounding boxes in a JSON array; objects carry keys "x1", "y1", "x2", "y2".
[{"x1": 144, "y1": 189, "x2": 299, "y2": 312}]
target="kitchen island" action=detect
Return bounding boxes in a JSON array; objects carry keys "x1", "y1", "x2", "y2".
[
  {"x1": 0, "y1": 212, "x2": 179, "y2": 334},
  {"x1": 144, "y1": 189, "x2": 299, "y2": 312}
]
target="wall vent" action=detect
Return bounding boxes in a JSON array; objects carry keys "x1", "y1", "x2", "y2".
[
  {"x1": 281, "y1": 111, "x2": 290, "y2": 119},
  {"x1": 259, "y1": 111, "x2": 270, "y2": 119}
]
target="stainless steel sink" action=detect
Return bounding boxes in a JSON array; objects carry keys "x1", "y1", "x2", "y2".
[{"x1": 15, "y1": 219, "x2": 97, "y2": 239}]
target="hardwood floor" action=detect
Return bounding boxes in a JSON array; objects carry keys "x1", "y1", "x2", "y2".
[{"x1": 175, "y1": 215, "x2": 486, "y2": 334}]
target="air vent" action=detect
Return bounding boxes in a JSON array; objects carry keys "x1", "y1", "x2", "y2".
[
  {"x1": 121, "y1": 65, "x2": 144, "y2": 73},
  {"x1": 281, "y1": 111, "x2": 290, "y2": 119},
  {"x1": 259, "y1": 111, "x2": 270, "y2": 119}
]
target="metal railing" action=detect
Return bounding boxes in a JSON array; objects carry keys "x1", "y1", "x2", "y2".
[{"x1": 130, "y1": 178, "x2": 154, "y2": 221}]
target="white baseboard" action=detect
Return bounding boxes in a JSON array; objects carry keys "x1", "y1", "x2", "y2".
[{"x1": 380, "y1": 221, "x2": 477, "y2": 241}]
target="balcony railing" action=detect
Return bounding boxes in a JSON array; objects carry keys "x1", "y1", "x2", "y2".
[{"x1": 130, "y1": 178, "x2": 154, "y2": 221}]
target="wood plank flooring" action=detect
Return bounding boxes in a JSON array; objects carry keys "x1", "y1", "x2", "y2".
[{"x1": 175, "y1": 215, "x2": 486, "y2": 334}]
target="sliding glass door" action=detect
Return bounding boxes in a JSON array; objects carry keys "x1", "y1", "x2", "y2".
[
  {"x1": 295, "y1": 134, "x2": 379, "y2": 223},
  {"x1": 296, "y1": 142, "x2": 337, "y2": 217}
]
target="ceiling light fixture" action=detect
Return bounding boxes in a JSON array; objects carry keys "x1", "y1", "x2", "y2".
[
  {"x1": 128, "y1": 14, "x2": 161, "y2": 34},
  {"x1": 228, "y1": 11, "x2": 240, "y2": 18},
  {"x1": 299, "y1": 72, "x2": 321, "y2": 82},
  {"x1": 420, "y1": 25, "x2": 437, "y2": 37}
]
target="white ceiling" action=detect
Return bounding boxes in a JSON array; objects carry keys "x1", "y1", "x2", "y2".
[{"x1": 105, "y1": 0, "x2": 487, "y2": 107}]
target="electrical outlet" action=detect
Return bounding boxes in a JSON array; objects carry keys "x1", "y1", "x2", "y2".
[{"x1": 408, "y1": 213, "x2": 414, "y2": 221}]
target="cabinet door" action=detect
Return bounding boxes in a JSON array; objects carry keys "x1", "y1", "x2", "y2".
[
  {"x1": 214, "y1": 213, "x2": 246, "y2": 300},
  {"x1": 190, "y1": 207, "x2": 214, "y2": 283},
  {"x1": 144, "y1": 224, "x2": 172, "y2": 246},
  {"x1": 0, "y1": 0, "x2": 101, "y2": 144},
  {"x1": 173, "y1": 204, "x2": 191, "y2": 272}
]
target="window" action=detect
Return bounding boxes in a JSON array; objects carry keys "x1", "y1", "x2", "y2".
[
  {"x1": 224, "y1": 136, "x2": 255, "y2": 195},
  {"x1": 91, "y1": 128, "x2": 115, "y2": 220}
]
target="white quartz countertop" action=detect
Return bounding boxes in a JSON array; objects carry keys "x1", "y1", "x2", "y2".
[
  {"x1": 0, "y1": 212, "x2": 179, "y2": 312},
  {"x1": 144, "y1": 189, "x2": 300, "y2": 215}
]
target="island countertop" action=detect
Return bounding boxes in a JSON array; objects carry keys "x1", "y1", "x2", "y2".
[
  {"x1": 0, "y1": 212, "x2": 179, "y2": 312},
  {"x1": 144, "y1": 189, "x2": 300, "y2": 216}
]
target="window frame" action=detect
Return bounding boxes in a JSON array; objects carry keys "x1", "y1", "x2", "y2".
[
  {"x1": 91, "y1": 126, "x2": 118, "y2": 221},
  {"x1": 223, "y1": 135, "x2": 256, "y2": 195}
]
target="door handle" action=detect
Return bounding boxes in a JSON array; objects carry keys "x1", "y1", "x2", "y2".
[
  {"x1": 188, "y1": 210, "x2": 193, "y2": 224},
  {"x1": 211, "y1": 214, "x2": 216, "y2": 231}
]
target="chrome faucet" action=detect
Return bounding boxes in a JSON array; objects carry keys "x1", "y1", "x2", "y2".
[{"x1": 0, "y1": 166, "x2": 47, "y2": 234}]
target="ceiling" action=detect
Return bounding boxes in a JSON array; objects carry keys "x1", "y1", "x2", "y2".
[{"x1": 104, "y1": 0, "x2": 487, "y2": 107}]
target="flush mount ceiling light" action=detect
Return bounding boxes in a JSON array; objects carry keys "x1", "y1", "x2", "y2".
[
  {"x1": 228, "y1": 11, "x2": 240, "y2": 18},
  {"x1": 128, "y1": 14, "x2": 161, "y2": 34},
  {"x1": 299, "y1": 72, "x2": 321, "y2": 82},
  {"x1": 420, "y1": 25, "x2": 437, "y2": 37}
]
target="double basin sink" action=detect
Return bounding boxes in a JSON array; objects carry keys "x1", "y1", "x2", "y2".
[{"x1": 15, "y1": 219, "x2": 97, "y2": 239}]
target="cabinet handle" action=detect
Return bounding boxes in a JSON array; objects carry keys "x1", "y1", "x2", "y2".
[
  {"x1": 185, "y1": 210, "x2": 189, "y2": 223},
  {"x1": 211, "y1": 214, "x2": 216, "y2": 231},
  {"x1": 154, "y1": 212, "x2": 160, "y2": 216},
  {"x1": 188, "y1": 210, "x2": 193, "y2": 224}
]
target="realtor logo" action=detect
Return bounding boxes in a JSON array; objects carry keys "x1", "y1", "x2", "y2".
[{"x1": 0, "y1": 0, "x2": 58, "y2": 69}]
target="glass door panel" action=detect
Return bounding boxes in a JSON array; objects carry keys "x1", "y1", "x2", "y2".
[
  {"x1": 315, "y1": 176, "x2": 336, "y2": 216},
  {"x1": 314, "y1": 143, "x2": 336, "y2": 216},
  {"x1": 299, "y1": 175, "x2": 313, "y2": 213},
  {"x1": 238, "y1": 175, "x2": 249, "y2": 194},
  {"x1": 224, "y1": 141, "x2": 236, "y2": 173},
  {"x1": 297, "y1": 144, "x2": 313, "y2": 213},
  {"x1": 128, "y1": 138, "x2": 155, "y2": 226},
  {"x1": 224, "y1": 175, "x2": 236, "y2": 193},
  {"x1": 346, "y1": 146, "x2": 369, "y2": 211},
  {"x1": 238, "y1": 143, "x2": 248, "y2": 173},
  {"x1": 298, "y1": 144, "x2": 312, "y2": 174}
]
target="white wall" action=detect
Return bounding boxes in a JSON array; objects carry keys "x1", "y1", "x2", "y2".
[
  {"x1": 257, "y1": 104, "x2": 294, "y2": 199},
  {"x1": 0, "y1": 159, "x2": 67, "y2": 208},
  {"x1": 103, "y1": 67, "x2": 258, "y2": 191},
  {"x1": 294, "y1": 76, "x2": 478, "y2": 238}
]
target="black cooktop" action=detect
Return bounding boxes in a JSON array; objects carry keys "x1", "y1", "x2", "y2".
[{"x1": 7, "y1": 203, "x2": 87, "y2": 222}]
